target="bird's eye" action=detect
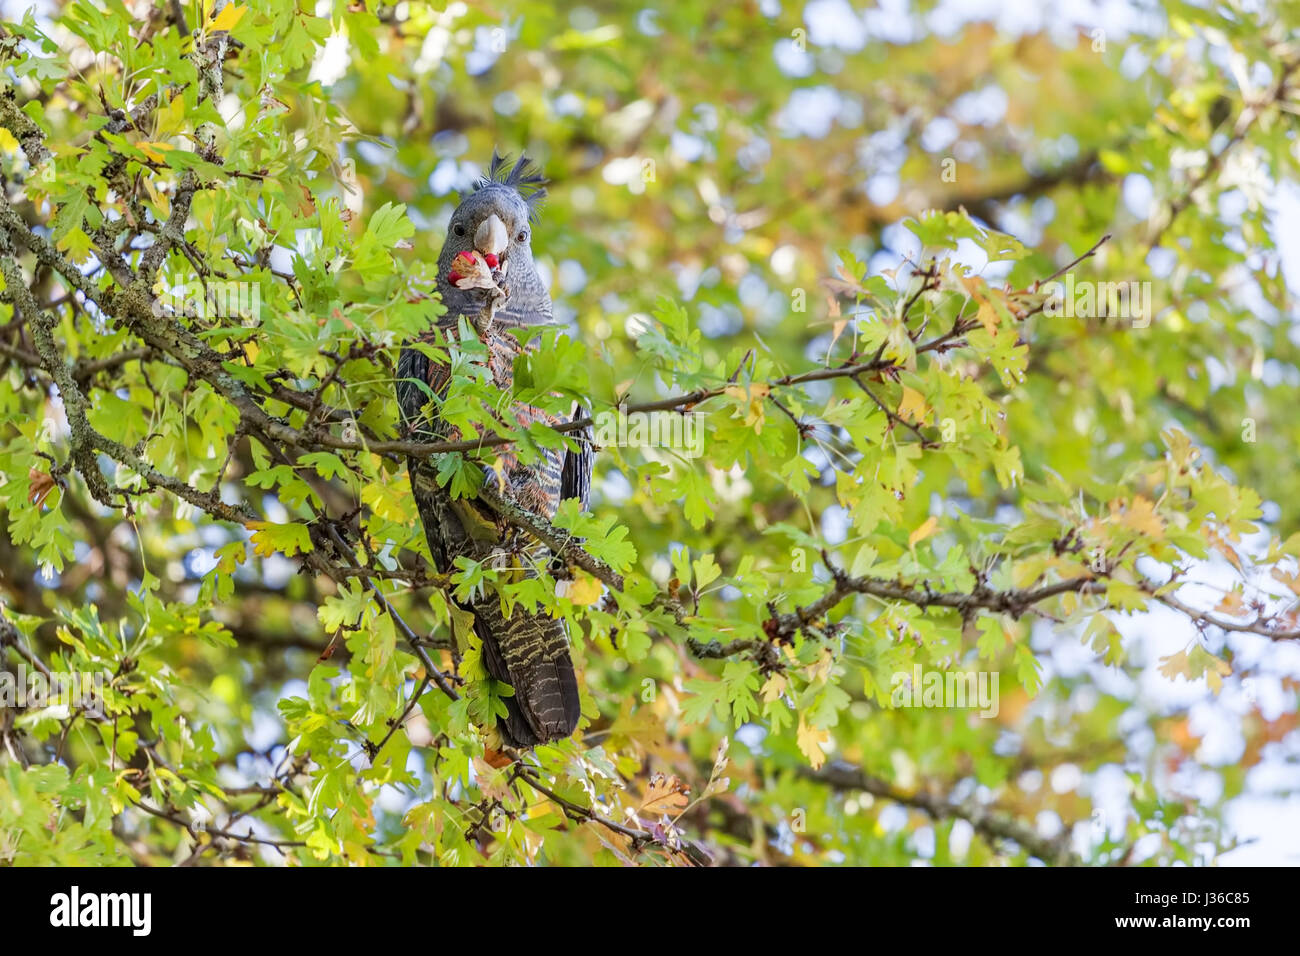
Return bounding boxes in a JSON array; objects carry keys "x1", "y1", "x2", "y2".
[
  {"x1": 452, "y1": 222, "x2": 466, "y2": 237},
  {"x1": 516, "y1": 230, "x2": 528, "y2": 243}
]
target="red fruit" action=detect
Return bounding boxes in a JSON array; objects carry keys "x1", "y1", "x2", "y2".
[
  {"x1": 447, "y1": 250, "x2": 478, "y2": 283},
  {"x1": 482, "y1": 253, "x2": 499, "y2": 269}
]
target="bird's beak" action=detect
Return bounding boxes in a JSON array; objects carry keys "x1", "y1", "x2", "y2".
[{"x1": 474, "y1": 214, "x2": 508, "y2": 257}]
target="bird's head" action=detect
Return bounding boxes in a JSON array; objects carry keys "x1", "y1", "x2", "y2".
[{"x1": 437, "y1": 151, "x2": 548, "y2": 318}]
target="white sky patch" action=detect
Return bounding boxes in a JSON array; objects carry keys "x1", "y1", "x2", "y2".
[
  {"x1": 773, "y1": 37, "x2": 815, "y2": 77},
  {"x1": 950, "y1": 85, "x2": 1009, "y2": 126},
  {"x1": 308, "y1": 31, "x2": 350, "y2": 89},
  {"x1": 1122, "y1": 173, "x2": 1154, "y2": 220},
  {"x1": 805, "y1": 0, "x2": 868, "y2": 50},
  {"x1": 776, "y1": 86, "x2": 843, "y2": 139},
  {"x1": 920, "y1": 116, "x2": 960, "y2": 153},
  {"x1": 1269, "y1": 180, "x2": 1300, "y2": 292},
  {"x1": 1221, "y1": 797, "x2": 1300, "y2": 865},
  {"x1": 671, "y1": 129, "x2": 708, "y2": 163}
]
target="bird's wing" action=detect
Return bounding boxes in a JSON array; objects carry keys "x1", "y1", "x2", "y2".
[
  {"x1": 560, "y1": 403, "x2": 594, "y2": 510},
  {"x1": 396, "y1": 316, "x2": 459, "y2": 441}
]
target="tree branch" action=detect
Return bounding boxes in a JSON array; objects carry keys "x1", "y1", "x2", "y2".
[{"x1": 802, "y1": 760, "x2": 1080, "y2": 865}]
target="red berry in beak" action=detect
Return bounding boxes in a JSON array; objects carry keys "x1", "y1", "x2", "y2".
[
  {"x1": 483, "y1": 253, "x2": 499, "y2": 269},
  {"x1": 447, "y1": 250, "x2": 478, "y2": 284}
]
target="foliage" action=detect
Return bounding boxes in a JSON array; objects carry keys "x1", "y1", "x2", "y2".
[{"x1": 1, "y1": 0, "x2": 1298, "y2": 866}]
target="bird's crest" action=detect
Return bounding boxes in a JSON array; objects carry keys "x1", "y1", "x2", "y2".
[{"x1": 475, "y1": 149, "x2": 547, "y2": 220}]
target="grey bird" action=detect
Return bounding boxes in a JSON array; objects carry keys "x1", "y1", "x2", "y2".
[{"x1": 396, "y1": 152, "x2": 591, "y2": 747}]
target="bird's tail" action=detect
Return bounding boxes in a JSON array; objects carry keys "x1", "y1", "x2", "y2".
[
  {"x1": 471, "y1": 594, "x2": 581, "y2": 747},
  {"x1": 410, "y1": 464, "x2": 580, "y2": 747}
]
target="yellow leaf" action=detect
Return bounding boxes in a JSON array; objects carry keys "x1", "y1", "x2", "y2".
[
  {"x1": 897, "y1": 385, "x2": 929, "y2": 424},
  {"x1": 1271, "y1": 565, "x2": 1300, "y2": 596},
  {"x1": 56, "y1": 227, "x2": 94, "y2": 265},
  {"x1": 0, "y1": 128, "x2": 18, "y2": 153},
  {"x1": 215, "y1": 541, "x2": 245, "y2": 574},
  {"x1": 154, "y1": 94, "x2": 186, "y2": 140},
  {"x1": 957, "y1": 274, "x2": 1001, "y2": 334},
  {"x1": 724, "y1": 383, "x2": 768, "y2": 433},
  {"x1": 1214, "y1": 589, "x2": 1247, "y2": 617},
  {"x1": 448, "y1": 603, "x2": 477, "y2": 655},
  {"x1": 1188, "y1": 645, "x2": 1232, "y2": 695},
  {"x1": 362, "y1": 479, "x2": 408, "y2": 523},
  {"x1": 246, "y1": 520, "x2": 313, "y2": 558},
  {"x1": 760, "y1": 673, "x2": 787, "y2": 703},
  {"x1": 1158, "y1": 649, "x2": 1190, "y2": 681},
  {"x1": 1206, "y1": 661, "x2": 1228, "y2": 695},
  {"x1": 142, "y1": 176, "x2": 170, "y2": 218},
  {"x1": 638, "y1": 772, "x2": 690, "y2": 814},
  {"x1": 796, "y1": 716, "x2": 830, "y2": 770},
  {"x1": 804, "y1": 648, "x2": 834, "y2": 685},
  {"x1": 1113, "y1": 495, "x2": 1165, "y2": 540},
  {"x1": 1203, "y1": 526, "x2": 1243, "y2": 571},
  {"x1": 567, "y1": 573, "x2": 604, "y2": 606},
  {"x1": 210, "y1": 2, "x2": 247, "y2": 32},
  {"x1": 723, "y1": 383, "x2": 770, "y2": 401},
  {"x1": 137, "y1": 141, "x2": 174, "y2": 163},
  {"x1": 908, "y1": 516, "x2": 938, "y2": 550}
]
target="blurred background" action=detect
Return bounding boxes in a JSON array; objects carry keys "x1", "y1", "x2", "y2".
[{"x1": 2, "y1": 0, "x2": 1298, "y2": 865}]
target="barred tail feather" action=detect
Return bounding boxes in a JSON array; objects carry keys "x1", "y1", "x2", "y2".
[
  {"x1": 473, "y1": 600, "x2": 580, "y2": 747},
  {"x1": 409, "y1": 462, "x2": 579, "y2": 747}
]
